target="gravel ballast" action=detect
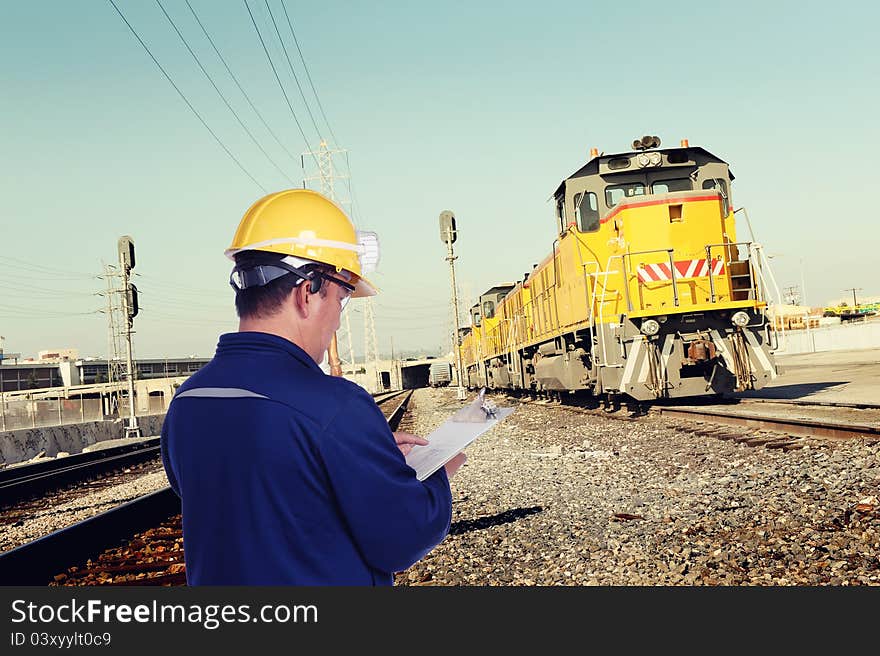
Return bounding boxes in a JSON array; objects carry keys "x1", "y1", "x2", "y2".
[{"x1": 395, "y1": 388, "x2": 880, "y2": 586}]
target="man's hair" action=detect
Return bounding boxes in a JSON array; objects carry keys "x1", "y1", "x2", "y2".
[{"x1": 233, "y1": 251, "x2": 333, "y2": 320}]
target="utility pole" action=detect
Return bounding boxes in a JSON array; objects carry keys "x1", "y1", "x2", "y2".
[
  {"x1": 364, "y1": 299, "x2": 380, "y2": 392},
  {"x1": 100, "y1": 262, "x2": 124, "y2": 415},
  {"x1": 440, "y1": 210, "x2": 466, "y2": 401},
  {"x1": 344, "y1": 312, "x2": 355, "y2": 375},
  {"x1": 327, "y1": 331, "x2": 343, "y2": 376},
  {"x1": 389, "y1": 336, "x2": 403, "y2": 391},
  {"x1": 799, "y1": 257, "x2": 807, "y2": 307},
  {"x1": 844, "y1": 288, "x2": 863, "y2": 309},
  {"x1": 95, "y1": 264, "x2": 126, "y2": 415},
  {"x1": 118, "y1": 236, "x2": 141, "y2": 438}
]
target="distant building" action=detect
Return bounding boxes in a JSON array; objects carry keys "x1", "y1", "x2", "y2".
[
  {"x1": 37, "y1": 348, "x2": 79, "y2": 363},
  {"x1": 0, "y1": 363, "x2": 64, "y2": 392},
  {"x1": 0, "y1": 356, "x2": 211, "y2": 392},
  {"x1": 75, "y1": 357, "x2": 211, "y2": 385}
]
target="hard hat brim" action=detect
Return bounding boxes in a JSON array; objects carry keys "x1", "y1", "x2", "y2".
[{"x1": 353, "y1": 275, "x2": 377, "y2": 298}]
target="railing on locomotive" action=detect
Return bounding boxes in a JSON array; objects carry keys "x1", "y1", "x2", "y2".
[
  {"x1": 620, "y1": 247, "x2": 679, "y2": 312},
  {"x1": 704, "y1": 240, "x2": 754, "y2": 304}
]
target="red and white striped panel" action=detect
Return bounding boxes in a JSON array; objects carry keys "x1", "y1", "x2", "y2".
[{"x1": 637, "y1": 258, "x2": 724, "y2": 283}]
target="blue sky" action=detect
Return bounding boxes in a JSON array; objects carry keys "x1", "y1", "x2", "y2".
[{"x1": 1, "y1": 0, "x2": 877, "y2": 360}]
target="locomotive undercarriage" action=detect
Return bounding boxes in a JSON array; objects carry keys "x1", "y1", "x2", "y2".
[{"x1": 467, "y1": 310, "x2": 777, "y2": 402}]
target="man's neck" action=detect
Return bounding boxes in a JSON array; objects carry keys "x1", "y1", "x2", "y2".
[{"x1": 238, "y1": 316, "x2": 319, "y2": 363}]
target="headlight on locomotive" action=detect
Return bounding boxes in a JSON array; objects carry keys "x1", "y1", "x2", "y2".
[
  {"x1": 731, "y1": 311, "x2": 750, "y2": 327},
  {"x1": 640, "y1": 319, "x2": 661, "y2": 336}
]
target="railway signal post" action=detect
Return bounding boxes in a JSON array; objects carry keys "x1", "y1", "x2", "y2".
[
  {"x1": 118, "y1": 235, "x2": 141, "y2": 439},
  {"x1": 440, "y1": 210, "x2": 466, "y2": 401}
]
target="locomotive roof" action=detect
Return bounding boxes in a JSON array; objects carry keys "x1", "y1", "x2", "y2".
[
  {"x1": 480, "y1": 283, "x2": 516, "y2": 297},
  {"x1": 552, "y1": 145, "x2": 733, "y2": 199}
]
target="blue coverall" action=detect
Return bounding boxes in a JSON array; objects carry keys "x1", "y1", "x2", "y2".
[{"x1": 160, "y1": 331, "x2": 453, "y2": 585}]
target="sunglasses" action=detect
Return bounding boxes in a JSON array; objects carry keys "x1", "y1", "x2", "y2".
[
  {"x1": 231, "y1": 261, "x2": 355, "y2": 306},
  {"x1": 315, "y1": 272, "x2": 355, "y2": 309}
]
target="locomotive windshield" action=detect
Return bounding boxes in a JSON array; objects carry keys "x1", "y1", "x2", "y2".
[
  {"x1": 652, "y1": 178, "x2": 691, "y2": 193},
  {"x1": 605, "y1": 182, "x2": 646, "y2": 207},
  {"x1": 605, "y1": 177, "x2": 695, "y2": 207}
]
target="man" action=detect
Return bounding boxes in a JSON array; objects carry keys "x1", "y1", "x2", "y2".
[{"x1": 160, "y1": 189, "x2": 466, "y2": 585}]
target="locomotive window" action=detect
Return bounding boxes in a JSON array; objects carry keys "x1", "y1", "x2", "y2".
[
  {"x1": 652, "y1": 178, "x2": 691, "y2": 194},
  {"x1": 702, "y1": 178, "x2": 730, "y2": 215},
  {"x1": 575, "y1": 191, "x2": 599, "y2": 232},
  {"x1": 605, "y1": 183, "x2": 645, "y2": 207},
  {"x1": 482, "y1": 300, "x2": 495, "y2": 319},
  {"x1": 555, "y1": 197, "x2": 565, "y2": 233}
]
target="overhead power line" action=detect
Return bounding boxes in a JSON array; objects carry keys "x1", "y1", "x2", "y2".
[
  {"x1": 0, "y1": 303, "x2": 101, "y2": 319},
  {"x1": 184, "y1": 0, "x2": 301, "y2": 168},
  {"x1": 280, "y1": 0, "x2": 340, "y2": 148},
  {"x1": 263, "y1": 0, "x2": 322, "y2": 142},
  {"x1": 276, "y1": 2, "x2": 364, "y2": 222},
  {"x1": 108, "y1": 0, "x2": 267, "y2": 192},
  {"x1": 243, "y1": 0, "x2": 318, "y2": 168},
  {"x1": 155, "y1": 0, "x2": 295, "y2": 186},
  {"x1": 0, "y1": 255, "x2": 96, "y2": 280}
]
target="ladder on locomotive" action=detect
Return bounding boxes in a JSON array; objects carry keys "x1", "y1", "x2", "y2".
[{"x1": 586, "y1": 264, "x2": 622, "y2": 370}]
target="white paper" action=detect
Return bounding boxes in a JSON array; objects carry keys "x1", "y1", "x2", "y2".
[{"x1": 405, "y1": 405, "x2": 514, "y2": 481}]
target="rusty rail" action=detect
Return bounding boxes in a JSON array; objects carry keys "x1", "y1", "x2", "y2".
[
  {"x1": 0, "y1": 439, "x2": 161, "y2": 507},
  {"x1": 652, "y1": 406, "x2": 880, "y2": 442}
]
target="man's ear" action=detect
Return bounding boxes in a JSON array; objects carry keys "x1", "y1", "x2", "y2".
[{"x1": 290, "y1": 281, "x2": 311, "y2": 318}]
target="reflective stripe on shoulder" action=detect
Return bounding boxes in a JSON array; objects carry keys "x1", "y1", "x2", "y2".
[{"x1": 174, "y1": 387, "x2": 269, "y2": 400}]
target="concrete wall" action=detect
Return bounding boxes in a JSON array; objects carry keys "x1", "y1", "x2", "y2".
[
  {"x1": 774, "y1": 321, "x2": 880, "y2": 355},
  {"x1": 0, "y1": 413, "x2": 165, "y2": 466}
]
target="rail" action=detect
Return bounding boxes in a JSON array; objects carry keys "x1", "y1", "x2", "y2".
[
  {"x1": 0, "y1": 438, "x2": 160, "y2": 507},
  {"x1": 653, "y1": 405, "x2": 880, "y2": 442},
  {"x1": 0, "y1": 488, "x2": 179, "y2": 586}
]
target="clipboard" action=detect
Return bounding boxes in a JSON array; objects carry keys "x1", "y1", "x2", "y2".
[{"x1": 405, "y1": 390, "x2": 514, "y2": 481}]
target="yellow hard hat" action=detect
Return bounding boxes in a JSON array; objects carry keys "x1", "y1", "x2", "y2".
[{"x1": 225, "y1": 189, "x2": 378, "y2": 297}]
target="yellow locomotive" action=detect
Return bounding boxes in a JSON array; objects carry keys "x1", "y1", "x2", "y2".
[{"x1": 459, "y1": 136, "x2": 779, "y2": 401}]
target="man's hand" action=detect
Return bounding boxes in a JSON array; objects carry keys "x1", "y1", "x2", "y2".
[{"x1": 393, "y1": 431, "x2": 429, "y2": 457}]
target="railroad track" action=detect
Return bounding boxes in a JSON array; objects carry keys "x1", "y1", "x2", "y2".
[
  {"x1": 650, "y1": 405, "x2": 880, "y2": 445},
  {"x1": 0, "y1": 389, "x2": 413, "y2": 586},
  {"x1": 736, "y1": 397, "x2": 880, "y2": 410},
  {"x1": 494, "y1": 389, "x2": 880, "y2": 451},
  {"x1": 0, "y1": 438, "x2": 161, "y2": 508}
]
